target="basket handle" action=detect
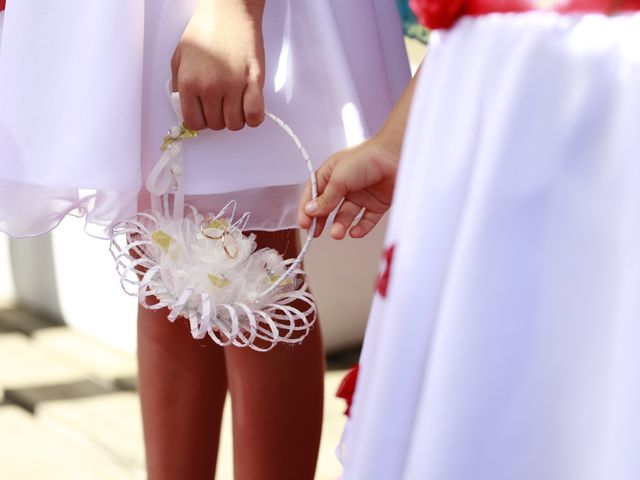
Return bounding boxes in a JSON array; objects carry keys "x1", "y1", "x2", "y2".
[
  {"x1": 259, "y1": 112, "x2": 317, "y2": 298},
  {"x1": 146, "y1": 88, "x2": 318, "y2": 300}
]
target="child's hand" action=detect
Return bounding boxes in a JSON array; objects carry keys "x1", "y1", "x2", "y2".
[
  {"x1": 298, "y1": 136, "x2": 400, "y2": 240},
  {"x1": 171, "y1": 0, "x2": 266, "y2": 131}
]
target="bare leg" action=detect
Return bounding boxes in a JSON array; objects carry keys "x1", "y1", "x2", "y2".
[
  {"x1": 138, "y1": 307, "x2": 228, "y2": 480},
  {"x1": 225, "y1": 230, "x2": 325, "y2": 480}
]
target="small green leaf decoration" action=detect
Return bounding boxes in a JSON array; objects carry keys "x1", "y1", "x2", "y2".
[
  {"x1": 208, "y1": 274, "x2": 231, "y2": 288},
  {"x1": 270, "y1": 275, "x2": 293, "y2": 287},
  {"x1": 151, "y1": 230, "x2": 173, "y2": 252}
]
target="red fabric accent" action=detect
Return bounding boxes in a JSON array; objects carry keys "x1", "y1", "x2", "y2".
[
  {"x1": 336, "y1": 365, "x2": 360, "y2": 417},
  {"x1": 465, "y1": 0, "x2": 640, "y2": 15},
  {"x1": 0, "y1": 0, "x2": 6, "y2": 12},
  {"x1": 376, "y1": 245, "x2": 395, "y2": 298},
  {"x1": 411, "y1": 0, "x2": 640, "y2": 29},
  {"x1": 410, "y1": 0, "x2": 466, "y2": 30}
]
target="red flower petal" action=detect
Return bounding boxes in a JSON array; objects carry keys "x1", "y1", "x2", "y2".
[
  {"x1": 410, "y1": 0, "x2": 466, "y2": 29},
  {"x1": 0, "y1": 0, "x2": 6, "y2": 12},
  {"x1": 336, "y1": 365, "x2": 360, "y2": 417}
]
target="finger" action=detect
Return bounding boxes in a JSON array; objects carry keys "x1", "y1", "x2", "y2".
[
  {"x1": 300, "y1": 157, "x2": 335, "y2": 225},
  {"x1": 350, "y1": 210, "x2": 384, "y2": 239},
  {"x1": 179, "y1": 91, "x2": 207, "y2": 131},
  {"x1": 313, "y1": 216, "x2": 328, "y2": 238},
  {"x1": 175, "y1": 55, "x2": 207, "y2": 130},
  {"x1": 304, "y1": 179, "x2": 348, "y2": 219},
  {"x1": 302, "y1": 161, "x2": 331, "y2": 209},
  {"x1": 303, "y1": 158, "x2": 342, "y2": 217},
  {"x1": 331, "y1": 200, "x2": 363, "y2": 240},
  {"x1": 243, "y1": 81, "x2": 265, "y2": 127},
  {"x1": 344, "y1": 189, "x2": 391, "y2": 216},
  {"x1": 222, "y1": 90, "x2": 246, "y2": 131},
  {"x1": 171, "y1": 48, "x2": 181, "y2": 92},
  {"x1": 202, "y1": 94, "x2": 226, "y2": 131},
  {"x1": 302, "y1": 156, "x2": 340, "y2": 234},
  {"x1": 298, "y1": 181, "x2": 314, "y2": 229}
]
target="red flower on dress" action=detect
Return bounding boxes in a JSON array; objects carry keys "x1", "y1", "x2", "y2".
[
  {"x1": 0, "y1": 0, "x2": 6, "y2": 12},
  {"x1": 409, "y1": 0, "x2": 466, "y2": 29},
  {"x1": 336, "y1": 365, "x2": 360, "y2": 417},
  {"x1": 376, "y1": 245, "x2": 395, "y2": 298}
]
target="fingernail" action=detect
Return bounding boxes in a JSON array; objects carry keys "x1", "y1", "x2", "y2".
[{"x1": 305, "y1": 201, "x2": 318, "y2": 214}]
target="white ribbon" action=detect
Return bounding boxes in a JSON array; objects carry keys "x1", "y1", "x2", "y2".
[{"x1": 146, "y1": 88, "x2": 186, "y2": 217}]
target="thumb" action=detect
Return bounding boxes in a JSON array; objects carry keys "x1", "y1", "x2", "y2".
[
  {"x1": 171, "y1": 48, "x2": 181, "y2": 93},
  {"x1": 304, "y1": 180, "x2": 347, "y2": 217}
]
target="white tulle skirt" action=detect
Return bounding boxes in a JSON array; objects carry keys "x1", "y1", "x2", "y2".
[
  {"x1": 342, "y1": 11, "x2": 640, "y2": 480},
  {"x1": 0, "y1": 0, "x2": 409, "y2": 237}
]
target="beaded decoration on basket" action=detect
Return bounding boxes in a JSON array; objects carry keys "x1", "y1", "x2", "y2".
[{"x1": 110, "y1": 91, "x2": 318, "y2": 352}]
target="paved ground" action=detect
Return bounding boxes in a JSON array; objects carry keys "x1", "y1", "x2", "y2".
[{"x1": 0, "y1": 308, "x2": 356, "y2": 479}]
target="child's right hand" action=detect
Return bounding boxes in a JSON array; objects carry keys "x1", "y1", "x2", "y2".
[
  {"x1": 171, "y1": 0, "x2": 266, "y2": 131},
  {"x1": 298, "y1": 135, "x2": 401, "y2": 240},
  {"x1": 299, "y1": 64, "x2": 419, "y2": 240}
]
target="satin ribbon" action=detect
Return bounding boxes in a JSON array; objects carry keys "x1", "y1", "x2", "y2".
[{"x1": 146, "y1": 87, "x2": 191, "y2": 217}]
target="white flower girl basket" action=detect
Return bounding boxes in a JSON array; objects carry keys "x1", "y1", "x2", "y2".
[{"x1": 110, "y1": 91, "x2": 318, "y2": 352}]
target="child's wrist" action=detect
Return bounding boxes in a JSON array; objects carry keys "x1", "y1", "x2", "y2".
[{"x1": 372, "y1": 129, "x2": 403, "y2": 164}]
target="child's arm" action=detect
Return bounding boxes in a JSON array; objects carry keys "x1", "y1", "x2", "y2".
[
  {"x1": 298, "y1": 71, "x2": 420, "y2": 240},
  {"x1": 172, "y1": 0, "x2": 266, "y2": 131}
]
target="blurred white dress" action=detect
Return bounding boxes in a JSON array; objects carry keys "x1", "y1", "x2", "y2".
[
  {"x1": 0, "y1": 0, "x2": 409, "y2": 237},
  {"x1": 342, "y1": 11, "x2": 640, "y2": 480}
]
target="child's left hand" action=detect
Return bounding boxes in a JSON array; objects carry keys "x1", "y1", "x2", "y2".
[{"x1": 298, "y1": 135, "x2": 400, "y2": 240}]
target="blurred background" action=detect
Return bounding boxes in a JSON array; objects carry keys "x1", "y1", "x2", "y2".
[{"x1": 0, "y1": 3, "x2": 426, "y2": 479}]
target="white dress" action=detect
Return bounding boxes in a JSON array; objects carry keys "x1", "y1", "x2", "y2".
[
  {"x1": 342, "y1": 11, "x2": 640, "y2": 480},
  {"x1": 0, "y1": 0, "x2": 410, "y2": 237}
]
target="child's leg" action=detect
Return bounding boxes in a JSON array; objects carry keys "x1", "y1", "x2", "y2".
[
  {"x1": 224, "y1": 230, "x2": 325, "y2": 480},
  {"x1": 138, "y1": 307, "x2": 228, "y2": 480}
]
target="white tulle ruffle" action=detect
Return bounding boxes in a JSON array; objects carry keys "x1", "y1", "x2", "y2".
[{"x1": 111, "y1": 202, "x2": 316, "y2": 351}]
